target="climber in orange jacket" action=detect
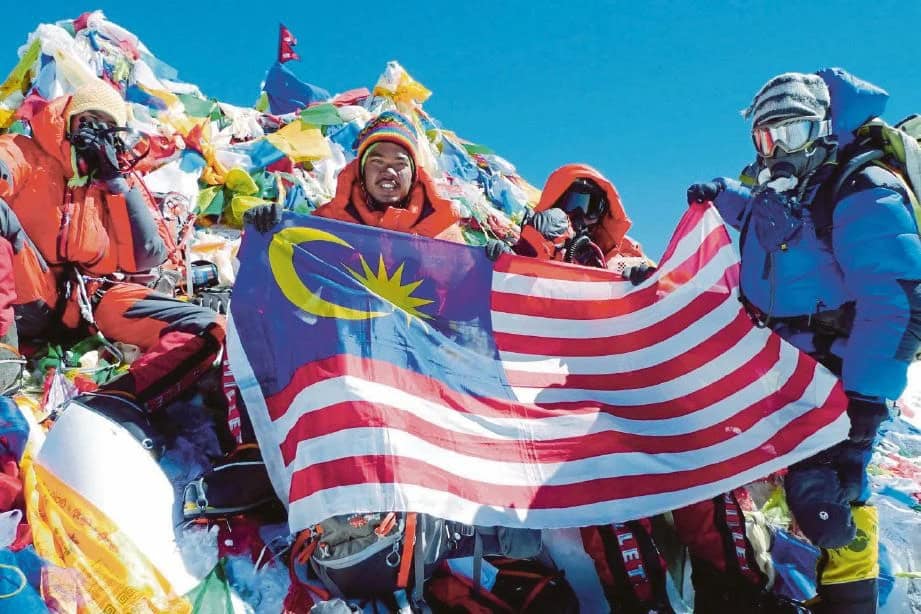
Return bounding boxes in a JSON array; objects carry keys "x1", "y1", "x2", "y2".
[
  {"x1": 489, "y1": 163, "x2": 651, "y2": 274},
  {"x1": 488, "y1": 164, "x2": 797, "y2": 613},
  {"x1": 246, "y1": 110, "x2": 464, "y2": 243},
  {"x1": 0, "y1": 78, "x2": 224, "y2": 411}
]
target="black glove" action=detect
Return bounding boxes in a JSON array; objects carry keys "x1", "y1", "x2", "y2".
[
  {"x1": 835, "y1": 439, "x2": 872, "y2": 503},
  {"x1": 625, "y1": 263, "x2": 657, "y2": 285},
  {"x1": 194, "y1": 286, "x2": 232, "y2": 315},
  {"x1": 93, "y1": 138, "x2": 125, "y2": 182},
  {"x1": 687, "y1": 179, "x2": 725, "y2": 205},
  {"x1": 484, "y1": 238, "x2": 514, "y2": 261},
  {"x1": 243, "y1": 203, "x2": 282, "y2": 233},
  {"x1": 0, "y1": 198, "x2": 25, "y2": 253},
  {"x1": 845, "y1": 394, "x2": 889, "y2": 445},
  {"x1": 71, "y1": 121, "x2": 124, "y2": 181},
  {"x1": 528, "y1": 208, "x2": 573, "y2": 241}
]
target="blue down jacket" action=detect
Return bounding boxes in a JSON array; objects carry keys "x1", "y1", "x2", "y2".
[{"x1": 713, "y1": 68, "x2": 921, "y2": 401}]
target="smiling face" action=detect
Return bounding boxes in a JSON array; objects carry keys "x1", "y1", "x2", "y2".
[{"x1": 362, "y1": 142, "x2": 414, "y2": 205}]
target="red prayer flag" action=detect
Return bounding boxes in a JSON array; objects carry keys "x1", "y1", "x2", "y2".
[{"x1": 278, "y1": 23, "x2": 300, "y2": 64}]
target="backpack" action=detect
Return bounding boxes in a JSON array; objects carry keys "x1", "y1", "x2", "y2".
[
  {"x1": 424, "y1": 556, "x2": 580, "y2": 614},
  {"x1": 290, "y1": 514, "x2": 543, "y2": 610},
  {"x1": 815, "y1": 114, "x2": 921, "y2": 232},
  {"x1": 290, "y1": 512, "x2": 433, "y2": 603}
]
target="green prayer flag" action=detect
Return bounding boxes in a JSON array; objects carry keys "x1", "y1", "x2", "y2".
[
  {"x1": 462, "y1": 142, "x2": 495, "y2": 156},
  {"x1": 197, "y1": 186, "x2": 225, "y2": 216},
  {"x1": 179, "y1": 94, "x2": 217, "y2": 118},
  {"x1": 185, "y1": 559, "x2": 233, "y2": 614},
  {"x1": 300, "y1": 103, "x2": 343, "y2": 127},
  {"x1": 255, "y1": 91, "x2": 269, "y2": 113}
]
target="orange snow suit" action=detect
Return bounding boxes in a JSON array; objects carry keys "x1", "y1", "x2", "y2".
[
  {"x1": 0, "y1": 94, "x2": 223, "y2": 410},
  {"x1": 518, "y1": 163, "x2": 648, "y2": 269}
]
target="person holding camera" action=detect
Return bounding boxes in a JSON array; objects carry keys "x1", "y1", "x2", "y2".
[{"x1": 0, "y1": 78, "x2": 225, "y2": 411}]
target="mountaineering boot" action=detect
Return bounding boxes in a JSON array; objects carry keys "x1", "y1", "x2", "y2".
[
  {"x1": 182, "y1": 444, "x2": 285, "y2": 522},
  {"x1": 812, "y1": 505, "x2": 879, "y2": 613}
]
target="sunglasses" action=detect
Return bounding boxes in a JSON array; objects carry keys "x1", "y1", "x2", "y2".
[{"x1": 752, "y1": 119, "x2": 832, "y2": 157}]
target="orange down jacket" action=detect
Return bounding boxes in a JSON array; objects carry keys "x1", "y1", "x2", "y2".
[
  {"x1": 532, "y1": 163, "x2": 647, "y2": 265},
  {"x1": 0, "y1": 95, "x2": 173, "y2": 309}
]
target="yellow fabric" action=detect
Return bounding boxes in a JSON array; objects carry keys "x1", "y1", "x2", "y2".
[
  {"x1": 372, "y1": 64, "x2": 431, "y2": 107},
  {"x1": 65, "y1": 78, "x2": 128, "y2": 127},
  {"x1": 21, "y1": 448, "x2": 191, "y2": 613},
  {"x1": 224, "y1": 167, "x2": 259, "y2": 195},
  {"x1": 0, "y1": 108, "x2": 14, "y2": 129},
  {"x1": 228, "y1": 194, "x2": 270, "y2": 227},
  {"x1": 0, "y1": 39, "x2": 40, "y2": 102},
  {"x1": 819, "y1": 505, "x2": 880, "y2": 586},
  {"x1": 264, "y1": 120, "x2": 330, "y2": 162},
  {"x1": 159, "y1": 115, "x2": 229, "y2": 185},
  {"x1": 136, "y1": 83, "x2": 181, "y2": 113}
]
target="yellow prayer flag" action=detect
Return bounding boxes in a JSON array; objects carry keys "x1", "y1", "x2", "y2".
[{"x1": 264, "y1": 120, "x2": 331, "y2": 163}]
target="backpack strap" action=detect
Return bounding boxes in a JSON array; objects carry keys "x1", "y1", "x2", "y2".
[
  {"x1": 393, "y1": 513, "x2": 420, "y2": 614},
  {"x1": 472, "y1": 530, "x2": 484, "y2": 593},
  {"x1": 815, "y1": 151, "x2": 921, "y2": 239},
  {"x1": 830, "y1": 149, "x2": 885, "y2": 204},
  {"x1": 411, "y1": 520, "x2": 431, "y2": 613},
  {"x1": 291, "y1": 527, "x2": 321, "y2": 566},
  {"x1": 396, "y1": 512, "x2": 417, "y2": 589}
]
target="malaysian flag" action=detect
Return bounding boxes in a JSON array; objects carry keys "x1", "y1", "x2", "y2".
[{"x1": 228, "y1": 205, "x2": 849, "y2": 533}]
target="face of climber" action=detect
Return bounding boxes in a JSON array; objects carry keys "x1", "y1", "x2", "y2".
[
  {"x1": 752, "y1": 116, "x2": 835, "y2": 181},
  {"x1": 362, "y1": 142, "x2": 414, "y2": 205}
]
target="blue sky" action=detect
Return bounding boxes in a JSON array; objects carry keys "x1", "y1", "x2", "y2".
[{"x1": 4, "y1": 1, "x2": 921, "y2": 258}]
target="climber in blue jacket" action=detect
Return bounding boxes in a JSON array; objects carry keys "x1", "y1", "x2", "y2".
[{"x1": 687, "y1": 68, "x2": 921, "y2": 613}]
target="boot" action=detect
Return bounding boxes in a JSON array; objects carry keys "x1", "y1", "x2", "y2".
[{"x1": 811, "y1": 579, "x2": 877, "y2": 614}]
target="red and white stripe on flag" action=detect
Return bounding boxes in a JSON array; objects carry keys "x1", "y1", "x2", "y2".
[{"x1": 228, "y1": 204, "x2": 849, "y2": 532}]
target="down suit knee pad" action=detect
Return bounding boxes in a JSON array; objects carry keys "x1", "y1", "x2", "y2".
[
  {"x1": 819, "y1": 505, "x2": 879, "y2": 586},
  {"x1": 814, "y1": 505, "x2": 879, "y2": 613},
  {"x1": 784, "y1": 462, "x2": 856, "y2": 549}
]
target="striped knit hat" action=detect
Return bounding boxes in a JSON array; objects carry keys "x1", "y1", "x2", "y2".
[
  {"x1": 356, "y1": 111, "x2": 418, "y2": 176},
  {"x1": 743, "y1": 72, "x2": 830, "y2": 128}
]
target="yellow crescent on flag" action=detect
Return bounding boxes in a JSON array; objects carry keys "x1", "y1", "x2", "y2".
[{"x1": 268, "y1": 226, "x2": 388, "y2": 320}]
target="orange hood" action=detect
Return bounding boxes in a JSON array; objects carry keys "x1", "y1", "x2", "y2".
[
  {"x1": 535, "y1": 163, "x2": 633, "y2": 258},
  {"x1": 29, "y1": 95, "x2": 76, "y2": 178}
]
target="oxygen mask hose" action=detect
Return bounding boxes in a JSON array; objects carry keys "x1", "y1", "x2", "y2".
[{"x1": 565, "y1": 234, "x2": 606, "y2": 268}]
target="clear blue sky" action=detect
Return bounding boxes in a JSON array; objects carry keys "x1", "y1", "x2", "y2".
[{"x1": 4, "y1": 1, "x2": 921, "y2": 258}]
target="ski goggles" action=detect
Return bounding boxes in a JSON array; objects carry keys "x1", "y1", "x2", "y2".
[
  {"x1": 555, "y1": 179, "x2": 608, "y2": 223},
  {"x1": 752, "y1": 119, "x2": 832, "y2": 157}
]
